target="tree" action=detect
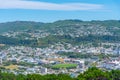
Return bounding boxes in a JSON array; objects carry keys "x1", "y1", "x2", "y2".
[
  {"x1": 77, "y1": 67, "x2": 111, "y2": 80},
  {"x1": 109, "y1": 70, "x2": 120, "y2": 80}
]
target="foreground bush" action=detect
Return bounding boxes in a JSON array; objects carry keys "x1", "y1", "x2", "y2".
[{"x1": 0, "y1": 67, "x2": 120, "y2": 80}]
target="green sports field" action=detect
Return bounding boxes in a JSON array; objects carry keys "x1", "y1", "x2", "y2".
[{"x1": 52, "y1": 63, "x2": 77, "y2": 69}]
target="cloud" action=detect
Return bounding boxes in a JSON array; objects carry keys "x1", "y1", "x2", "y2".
[{"x1": 0, "y1": 0, "x2": 104, "y2": 11}]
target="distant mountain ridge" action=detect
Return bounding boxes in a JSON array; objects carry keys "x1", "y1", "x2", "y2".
[
  {"x1": 0, "y1": 20, "x2": 120, "y2": 47},
  {"x1": 0, "y1": 20, "x2": 120, "y2": 34},
  {"x1": 0, "y1": 21, "x2": 44, "y2": 33}
]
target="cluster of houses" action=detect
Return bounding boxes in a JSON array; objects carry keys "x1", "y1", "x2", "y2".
[
  {"x1": 97, "y1": 57, "x2": 120, "y2": 70},
  {"x1": 0, "y1": 46, "x2": 85, "y2": 75},
  {"x1": 0, "y1": 42, "x2": 120, "y2": 76}
]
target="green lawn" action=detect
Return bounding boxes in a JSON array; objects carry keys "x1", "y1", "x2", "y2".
[{"x1": 52, "y1": 63, "x2": 77, "y2": 69}]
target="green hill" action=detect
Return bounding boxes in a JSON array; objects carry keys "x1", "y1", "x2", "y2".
[
  {"x1": 0, "y1": 21, "x2": 44, "y2": 33},
  {"x1": 0, "y1": 20, "x2": 120, "y2": 33},
  {"x1": 0, "y1": 20, "x2": 120, "y2": 47}
]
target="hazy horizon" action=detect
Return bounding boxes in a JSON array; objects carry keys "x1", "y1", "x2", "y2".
[{"x1": 0, "y1": 19, "x2": 120, "y2": 23}]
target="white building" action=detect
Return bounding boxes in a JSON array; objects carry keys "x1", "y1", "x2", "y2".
[{"x1": 41, "y1": 68, "x2": 47, "y2": 74}]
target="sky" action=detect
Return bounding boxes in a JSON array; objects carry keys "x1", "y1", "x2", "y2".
[{"x1": 0, "y1": 0, "x2": 120, "y2": 23}]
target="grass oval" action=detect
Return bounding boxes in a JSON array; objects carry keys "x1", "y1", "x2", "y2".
[{"x1": 52, "y1": 63, "x2": 77, "y2": 69}]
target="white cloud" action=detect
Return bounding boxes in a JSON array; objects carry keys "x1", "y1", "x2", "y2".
[{"x1": 0, "y1": 0, "x2": 104, "y2": 11}]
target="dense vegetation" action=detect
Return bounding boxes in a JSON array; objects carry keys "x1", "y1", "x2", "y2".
[
  {"x1": 38, "y1": 35, "x2": 120, "y2": 46},
  {"x1": 0, "y1": 67, "x2": 120, "y2": 80},
  {"x1": 0, "y1": 20, "x2": 120, "y2": 33},
  {"x1": 0, "y1": 21, "x2": 43, "y2": 33},
  {"x1": 0, "y1": 35, "x2": 36, "y2": 46},
  {"x1": 1, "y1": 34, "x2": 120, "y2": 47},
  {"x1": 57, "y1": 52, "x2": 93, "y2": 59}
]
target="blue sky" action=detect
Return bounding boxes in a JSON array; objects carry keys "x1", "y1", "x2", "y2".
[{"x1": 0, "y1": 0, "x2": 120, "y2": 23}]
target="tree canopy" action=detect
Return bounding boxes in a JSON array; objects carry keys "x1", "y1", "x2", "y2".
[{"x1": 0, "y1": 67, "x2": 120, "y2": 80}]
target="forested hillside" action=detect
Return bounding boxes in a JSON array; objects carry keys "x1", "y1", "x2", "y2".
[
  {"x1": 0, "y1": 67, "x2": 120, "y2": 80},
  {"x1": 0, "y1": 20, "x2": 120, "y2": 47}
]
